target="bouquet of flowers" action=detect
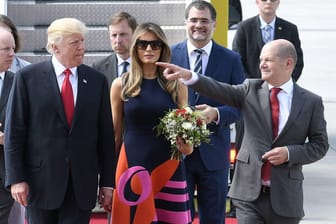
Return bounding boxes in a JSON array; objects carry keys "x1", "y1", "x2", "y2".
[{"x1": 155, "y1": 106, "x2": 211, "y2": 160}]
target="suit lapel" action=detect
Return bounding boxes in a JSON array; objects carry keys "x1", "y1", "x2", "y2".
[
  {"x1": 0, "y1": 71, "x2": 14, "y2": 112},
  {"x1": 106, "y1": 54, "x2": 118, "y2": 83},
  {"x1": 277, "y1": 84, "x2": 305, "y2": 139},
  {"x1": 274, "y1": 17, "x2": 284, "y2": 40},
  {"x1": 254, "y1": 16, "x2": 265, "y2": 49},
  {"x1": 0, "y1": 71, "x2": 14, "y2": 128},
  {"x1": 43, "y1": 61, "x2": 70, "y2": 128},
  {"x1": 258, "y1": 82, "x2": 273, "y2": 140},
  {"x1": 177, "y1": 42, "x2": 197, "y2": 105},
  {"x1": 72, "y1": 65, "x2": 88, "y2": 129}
]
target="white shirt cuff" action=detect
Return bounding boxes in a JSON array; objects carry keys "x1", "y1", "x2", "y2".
[{"x1": 180, "y1": 72, "x2": 199, "y2": 85}]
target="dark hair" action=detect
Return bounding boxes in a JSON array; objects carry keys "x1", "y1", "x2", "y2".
[
  {"x1": 108, "y1": 11, "x2": 138, "y2": 32},
  {"x1": 0, "y1": 14, "x2": 21, "y2": 52},
  {"x1": 185, "y1": 0, "x2": 217, "y2": 21}
]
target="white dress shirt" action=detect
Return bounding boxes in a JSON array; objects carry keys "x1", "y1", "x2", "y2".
[{"x1": 52, "y1": 56, "x2": 78, "y2": 105}]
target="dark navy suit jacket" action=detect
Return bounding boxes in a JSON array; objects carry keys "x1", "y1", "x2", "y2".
[{"x1": 171, "y1": 40, "x2": 245, "y2": 171}]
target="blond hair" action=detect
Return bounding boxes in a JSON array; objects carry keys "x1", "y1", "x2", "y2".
[{"x1": 46, "y1": 18, "x2": 87, "y2": 53}]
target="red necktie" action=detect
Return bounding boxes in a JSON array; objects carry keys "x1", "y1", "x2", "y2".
[
  {"x1": 61, "y1": 69, "x2": 74, "y2": 127},
  {"x1": 261, "y1": 87, "x2": 282, "y2": 184}
]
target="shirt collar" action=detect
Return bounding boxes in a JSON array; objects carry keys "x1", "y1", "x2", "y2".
[
  {"x1": 187, "y1": 40, "x2": 213, "y2": 57},
  {"x1": 269, "y1": 79, "x2": 294, "y2": 95},
  {"x1": 0, "y1": 72, "x2": 5, "y2": 80},
  {"x1": 116, "y1": 54, "x2": 130, "y2": 66},
  {"x1": 52, "y1": 56, "x2": 77, "y2": 78},
  {"x1": 259, "y1": 16, "x2": 276, "y2": 29}
]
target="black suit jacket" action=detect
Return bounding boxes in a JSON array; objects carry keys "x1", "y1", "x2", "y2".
[
  {"x1": 4, "y1": 61, "x2": 116, "y2": 210},
  {"x1": 0, "y1": 71, "x2": 14, "y2": 206},
  {"x1": 232, "y1": 16, "x2": 304, "y2": 81},
  {"x1": 92, "y1": 53, "x2": 118, "y2": 89}
]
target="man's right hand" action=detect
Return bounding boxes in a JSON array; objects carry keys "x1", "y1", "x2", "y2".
[{"x1": 11, "y1": 182, "x2": 29, "y2": 206}]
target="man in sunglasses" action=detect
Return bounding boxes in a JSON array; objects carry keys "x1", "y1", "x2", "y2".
[
  {"x1": 232, "y1": 0, "x2": 304, "y2": 81},
  {"x1": 170, "y1": 1, "x2": 245, "y2": 223}
]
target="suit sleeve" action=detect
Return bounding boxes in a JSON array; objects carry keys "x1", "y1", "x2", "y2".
[
  {"x1": 287, "y1": 96, "x2": 328, "y2": 165},
  {"x1": 4, "y1": 70, "x2": 28, "y2": 187},
  {"x1": 97, "y1": 77, "x2": 117, "y2": 188}
]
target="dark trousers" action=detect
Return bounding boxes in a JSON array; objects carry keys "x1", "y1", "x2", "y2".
[
  {"x1": 26, "y1": 177, "x2": 91, "y2": 224},
  {"x1": 185, "y1": 150, "x2": 228, "y2": 224},
  {"x1": 0, "y1": 157, "x2": 14, "y2": 224},
  {"x1": 232, "y1": 191, "x2": 301, "y2": 224}
]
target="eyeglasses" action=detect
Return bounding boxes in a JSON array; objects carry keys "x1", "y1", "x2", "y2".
[
  {"x1": 260, "y1": 0, "x2": 278, "y2": 2},
  {"x1": 187, "y1": 18, "x2": 213, "y2": 25},
  {"x1": 136, "y1": 40, "x2": 163, "y2": 51},
  {"x1": 0, "y1": 47, "x2": 15, "y2": 55}
]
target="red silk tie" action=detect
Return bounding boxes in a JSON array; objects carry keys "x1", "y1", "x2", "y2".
[
  {"x1": 261, "y1": 87, "x2": 282, "y2": 184},
  {"x1": 61, "y1": 69, "x2": 74, "y2": 127}
]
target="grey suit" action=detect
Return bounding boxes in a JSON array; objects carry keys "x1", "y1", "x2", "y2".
[
  {"x1": 189, "y1": 76, "x2": 328, "y2": 219},
  {"x1": 92, "y1": 53, "x2": 118, "y2": 89}
]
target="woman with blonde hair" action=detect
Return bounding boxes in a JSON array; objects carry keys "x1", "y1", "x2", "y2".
[{"x1": 110, "y1": 22, "x2": 192, "y2": 223}]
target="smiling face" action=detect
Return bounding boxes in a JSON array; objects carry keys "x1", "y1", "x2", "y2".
[
  {"x1": 259, "y1": 40, "x2": 294, "y2": 86},
  {"x1": 136, "y1": 32, "x2": 162, "y2": 65},
  {"x1": 186, "y1": 6, "x2": 216, "y2": 48}
]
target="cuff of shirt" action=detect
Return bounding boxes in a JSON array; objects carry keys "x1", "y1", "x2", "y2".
[
  {"x1": 180, "y1": 71, "x2": 199, "y2": 85},
  {"x1": 213, "y1": 108, "x2": 220, "y2": 125}
]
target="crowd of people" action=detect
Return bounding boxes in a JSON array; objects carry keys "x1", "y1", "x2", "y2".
[{"x1": 0, "y1": 0, "x2": 329, "y2": 224}]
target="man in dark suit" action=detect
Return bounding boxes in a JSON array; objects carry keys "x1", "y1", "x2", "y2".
[
  {"x1": 4, "y1": 18, "x2": 116, "y2": 224},
  {"x1": 232, "y1": 0, "x2": 304, "y2": 81},
  {"x1": 157, "y1": 39, "x2": 329, "y2": 224},
  {"x1": 0, "y1": 28, "x2": 15, "y2": 224},
  {"x1": 170, "y1": 1, "x2": 245, "y2": 223},
  {"x1": 92, "y1": 12, "x2": 137, "y2": 89}
]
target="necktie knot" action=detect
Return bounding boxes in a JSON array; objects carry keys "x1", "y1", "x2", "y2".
[
  {"x1": 64, "y1": 68, "x2": 72, "y2": 77},
  {"x1": 121, "y1": 61, "x2": 129, "y2": 76},
  {"x1": 271, "y1": 87, "x2": 281, "y2": 95},
  {"x1": 194, "y1": 49, "x2": 204, "y2": 55}
]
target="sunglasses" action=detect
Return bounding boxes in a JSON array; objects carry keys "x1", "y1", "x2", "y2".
[
  {"x1": 136, "y1": 40, "x2": 163, "y2": 51},
  {"x1": 260, "y1": 0, "x2": 278, "y2": 2}
]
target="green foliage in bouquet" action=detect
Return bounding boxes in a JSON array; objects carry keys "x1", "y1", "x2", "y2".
[{"x1": 155, "y1": 106, "x2": 211, "y2": 160}]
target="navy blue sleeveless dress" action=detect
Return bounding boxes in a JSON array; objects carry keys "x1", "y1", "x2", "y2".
[{"x1": 112, "y1": 78, "x2": 191, "y2": 224}]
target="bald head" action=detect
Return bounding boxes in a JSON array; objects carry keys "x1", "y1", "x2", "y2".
[
  {"x1": 0, "y1": 27, "x2": 15, "y2": 72},
  {"x1": 259, "y1": 39, "x2": 297, "y2": 86}
]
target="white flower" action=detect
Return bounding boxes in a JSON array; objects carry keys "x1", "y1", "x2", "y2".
[
  {"x1": 181, "y1": 122, "x2": 193, "y2": 130},
  {"x1": 155, "y1": 107, "x2": 211, "y2": 160}
]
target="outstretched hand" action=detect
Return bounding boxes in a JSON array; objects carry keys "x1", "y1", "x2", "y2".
[{"x1": 155, "y1": 62, "x2": 193, "y2": 81}]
